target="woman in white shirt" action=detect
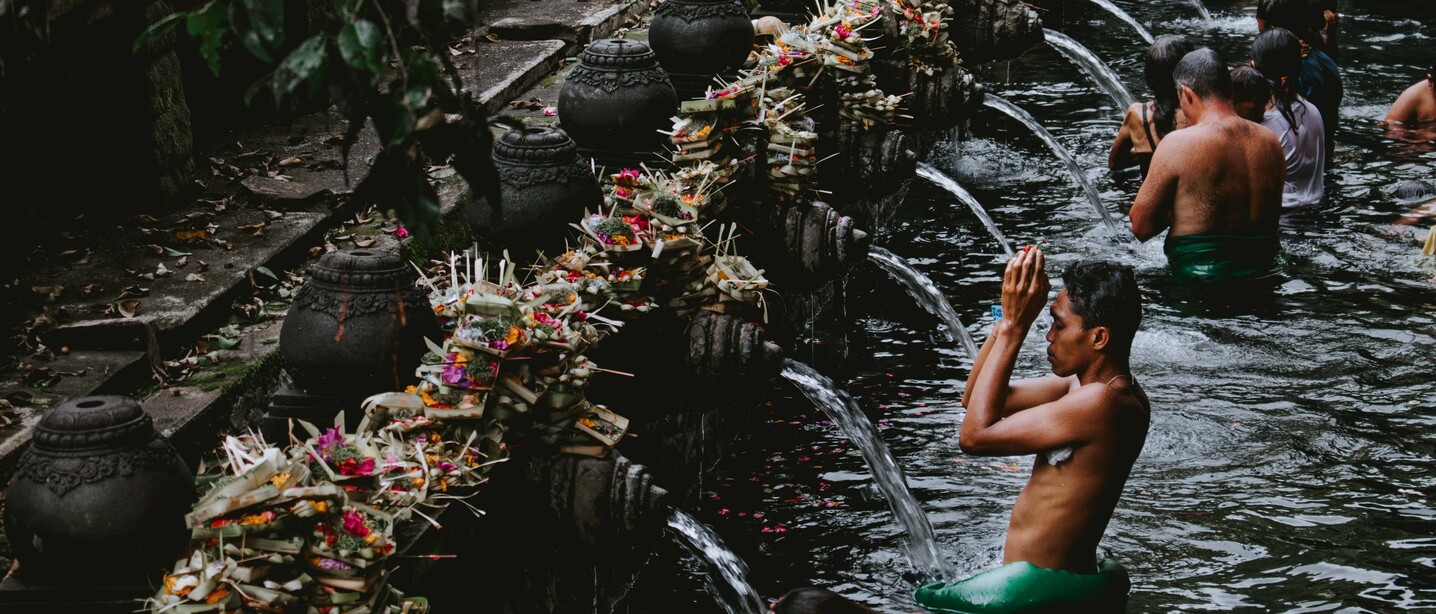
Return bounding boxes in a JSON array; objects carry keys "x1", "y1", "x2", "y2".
[{"x1": 1252, "y1": 27, "x2": 1327, "y2": 208}]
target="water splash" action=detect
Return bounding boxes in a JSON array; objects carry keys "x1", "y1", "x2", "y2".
[
  {"x1": 1190, "y1": 0, "x2": 1213, "y2": 21},
  {"x1": 1087, "y1": 0, "x2": 1155, "y2": 43},
  {"x1": 916, "y1": 163, "x2": 1016, "y2": 258},
  {"x1": 667, "y1": 508, "x2": 766, "y2": 614},
  {"x1": 781, "y1": 359, "x2": 955, "y2": 581},
  {"x1": 1043, "y1": 29, "x2": 1137, "y2": 111},
  {"x1": 983, "y1": 95, "x2": 1127, "y2": 242},
  {"x1": 868, "y1": 246, "x2": 982, "y2": 359}
]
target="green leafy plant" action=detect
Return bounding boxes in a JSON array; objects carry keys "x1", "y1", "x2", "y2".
[{"x1": 136, "y1": 0, "x2": 501, "y2": 246}]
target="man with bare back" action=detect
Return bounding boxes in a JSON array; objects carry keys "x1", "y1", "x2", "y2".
[
  {"x1": 915, "y1": 247, "x2": 1149, "y2": 613},
  {"x1": 1130, "y1": 48, "x2": 1287, "y2": 283}
]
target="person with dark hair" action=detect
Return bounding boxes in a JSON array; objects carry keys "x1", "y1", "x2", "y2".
[
  {"x1": 1383, "y1": 65, "x2": 1436, "y2": 128},
  {"x1": 915, "y1": 247, "x2": 1147, "y2": 613},
  {"x1": 1312, "y1": 0, "x2": 1339, "y2": 62},
  {"x1": 1109, "y1": 35, "x2": 1197, "y2": 176},
  {"x1": 1130, "y1": 48, "x2": 1287, "y2": 282},
  {"x1": 771, "y1": 588, "x2": 880, "y2": 614},
  {"x1": 1253, "y1": 27, "x2": 1327, "y2": 208},
  {"x1": 1231, "y1": 65, "x2": 1273, "y2": 123},
  {"x1": 1257, "y1": 0, "x2": 1342, "y2": 158}
]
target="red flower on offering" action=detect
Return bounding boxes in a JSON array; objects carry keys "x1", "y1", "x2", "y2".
[{"x1": 338, "y1": 457, "x2": 376, "y2": 476}]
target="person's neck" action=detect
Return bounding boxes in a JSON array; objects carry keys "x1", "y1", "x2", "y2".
[
  {"x1": 1191, "y1": 98, "x2": 1238, "y2": 125},
  {"x1": 1075, "y1": 356, "x2": 1133, "y2": 388}
]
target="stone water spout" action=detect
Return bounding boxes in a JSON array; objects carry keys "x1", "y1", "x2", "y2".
[
  {"x1": 534, "y1": 451, "x2": 670, "y2": 551},
  {"x1": 779, "y1": 201, "x2": 872, "y2": 279},
  {"x1": 687, "y1": 313, "x2": 783, "y2": 387},
  {"x1": 948, "y1": 0, "x2": 1045, "y2": 65}
]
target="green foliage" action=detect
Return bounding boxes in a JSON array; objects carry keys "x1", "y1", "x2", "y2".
[
  {"x1": 0, "y1": 0, "x2": 52, "y2": 76},
  {"x1": 133, "y1": 0, "x2": 500, "y2": 247}
]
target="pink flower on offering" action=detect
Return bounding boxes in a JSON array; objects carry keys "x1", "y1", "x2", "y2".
[
  {"x1": 343, "y1": 511, "x2": 371, "y2": 537},
  {"x1": 339, "y1": 458, "x2": 376, "y2": 476},
  {"x1": 316, "y1": 428, "x2": 344, "y2": 453},
  {"x1": 542, "y1": 106, "x2": 557, "y2": 116},
  {"x1": 442, "y1": 364, "x2": 467, "y2": 385},
  {"x1": 395, "y1": 226, "x2": 409, "y2": 239}
]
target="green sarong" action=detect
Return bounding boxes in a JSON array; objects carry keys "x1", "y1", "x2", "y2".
[
  {"x1": 1164, "y1": 233, "x2": 1279, "y2": 282},
  {"x1": 914, "y1": 559, "x2": 1130, "y2": 613}
]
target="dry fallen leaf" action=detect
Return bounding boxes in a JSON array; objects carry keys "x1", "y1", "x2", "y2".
[
  {"x1": 278, "y1": 156, "x2": 303, "y2": 167},
  {"x1": 353, "y1": 238, "x2": 377, "y2": 248},
  {"x1": 263, "y1": 210, "x2": 284, "y2": 220},
  {"x1": 117, "y1": 300, "x2": 140, "y2": 318},
  {"x1": 197, "y1": 260, "x2": 210, "y2": 272},
  {"x1": 176, "y1": 256, "x2": 188, "y2": 268},
  {"x1": 156, "y1": 263, "x2": 172, "y2": 277},
  {"x1": 119, "y1": 285, "x2": 149, "y2": 298},
  {"x1": 185, "y1": 273, "x2": 206, "y2": 283}
]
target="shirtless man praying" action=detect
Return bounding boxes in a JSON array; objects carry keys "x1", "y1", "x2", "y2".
[
  {"x1": 915, "y1": 248, "x2": 1149, "y2": 613},
  {"x1": 1130, "y1": 48, "x2": 1287, "y2": 283}
]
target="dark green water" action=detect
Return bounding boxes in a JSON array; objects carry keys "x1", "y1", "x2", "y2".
[{"x1": 643, "y1": 1, "x2": 1436, "y2": 611}]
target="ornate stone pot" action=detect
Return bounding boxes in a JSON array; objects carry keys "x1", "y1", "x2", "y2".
[
  {"x1": 649, "y1": 0, "x2": 754, "y2": 77},
  {"x1": 558, "y1": 39, "x2": 677, "y2": 157},
  {"x1": 279, "y1": 249, "x2": 439, "y2": 401},
  {"x1": 467, "y1": 127, "x2": 602, "y2": 256},
  {"x1": 4, "y1": 396, "x2": 193, "y2": 583}
]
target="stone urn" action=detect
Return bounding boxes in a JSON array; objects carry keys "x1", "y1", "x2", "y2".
[
  {"x1": 558, "y1": 39, "x2": 677, "y2": 158},
  {"x1": 467, "y1": 127, "x2": 602, "y2": 257},
  {"x1": 279, "y1": 249, "x2": 440, "y2": 401},
  {"x1": 4, "y1": 396, "x2": 193, "y2": 584},
  {"x1": 649, "y1": 0, "x2": 754, "y2": 77}
]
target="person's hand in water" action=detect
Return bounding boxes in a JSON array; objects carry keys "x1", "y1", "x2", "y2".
[{"x1": 1001, "y1": 245, "x2": 1050, "y2": 331}]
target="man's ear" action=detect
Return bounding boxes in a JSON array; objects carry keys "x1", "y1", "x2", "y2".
[{"x1": 1090, "y1": 326, "x2": 1111, "y2": 353}]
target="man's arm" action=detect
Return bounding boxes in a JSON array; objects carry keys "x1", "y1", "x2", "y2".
[
  {"x1": 1129, "y1": 135, "x2": 1181, "y2": 241},
  {"x1": 960, "y1": 388, "x2": 1113, "y2": 456},
  {"x1": 1384, "y1": 84, "x2": 1420, "y2": 125},
  {"x1": 961, "y1": 329, "x2": 1075, "y2": 417}
]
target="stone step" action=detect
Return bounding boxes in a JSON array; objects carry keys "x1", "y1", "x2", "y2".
[{"x1": 482, "y1": 0, "x2": 647, "y2": 50}]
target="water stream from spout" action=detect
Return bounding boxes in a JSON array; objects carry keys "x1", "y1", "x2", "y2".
[
  {"x1": 1087, "y1": 0, "x2": 1155, "y2": 43},
  {"x1": 781, "y1": 359, "x2": 955, "y2": 582},
  {"x1": 667, "y1": 508, "x2": 766, "y2": 614},
  {"x1": 915, "y1": 163, "x2": 1015, "y2": 259},
  {"x1": 1190, "y1": 0, "x2": 1213, "y2": 21},
  {"x1": 868, "y1": 246, "x2": 981, "y2": 359},
  {"x1": 982, "y1": 95, "x2": 1127, "y2": 241},
  {"x1": 1043, "y1": 29, "x2": 1137, "y2": 111}
]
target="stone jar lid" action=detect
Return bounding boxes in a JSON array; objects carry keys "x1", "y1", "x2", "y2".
[
  {"x1": 578, "y1": 39, "x2": 661, "y2": 71},
  {"x1": 494, "y1": 127, "x2": 580, "y2": 166},
  {"x1": 309, "y1": 249, "x2": 407, "y2": 289},
  {"x1": 32, "y1": 395, "x2": 155, "y2": 453}
]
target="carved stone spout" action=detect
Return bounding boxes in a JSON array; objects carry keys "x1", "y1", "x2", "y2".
[
  {"x1": 536, "y1": 451, "x2": 670, "y2": 549},
  {"x1": 686, "y1": 312, "x2": 782, "y2": 387},
  {"x1": 949, "y1": 0, "x2": 1045, "y2": 65},
  {"x1": 779, "y1": 201, "x2": 871, "y2": 279}
]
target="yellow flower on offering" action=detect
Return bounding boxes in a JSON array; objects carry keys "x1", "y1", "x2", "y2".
[
  {"x1": 505, "y1": 326, "x2": 522, "y2": 344},
  {"x1": 405, "y1": 385, "x2": 418, "y2": 394},
  {"x1": 204, "y1": 586, "x2": 231, "y2": 604},
  {"x1": 313, "y1": 500, "x2": 329, "y2": 513},
  {"x1": 270, "y1": 472, "x2": 291, "y2": 489},
  {"x1": 365, "y1": 533, "x2": 380, "y2": 545}
]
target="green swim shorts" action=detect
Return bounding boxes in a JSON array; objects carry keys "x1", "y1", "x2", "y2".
[
  {"x1": 913, "y1": 559, "x2": 1130, "y2": 613},
  {"x1": 1164, "y1": 233, "x2": 1280, "y2": 283}
]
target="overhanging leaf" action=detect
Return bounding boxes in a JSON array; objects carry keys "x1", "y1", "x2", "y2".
[
  {"x1": 272, "y1": 34, "x2": 328, "y2": 106},
  {"x1": 186, "y1": 6, "x2": 229, "y2": 76},
  {"x1": 230, "y1": 0, "x2": 284, "y2": 62},
  {"x1": 338, "y1": 20, "x2": 383, "y2": 82}
]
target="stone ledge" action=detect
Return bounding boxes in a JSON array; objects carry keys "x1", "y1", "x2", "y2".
[{"x1": 469, "y1": 39, "x2": 570, "y2": 117}]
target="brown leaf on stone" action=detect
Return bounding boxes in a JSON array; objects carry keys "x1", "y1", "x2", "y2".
[
  {"x1": 80, "y1": 283, "x2": 96, "y2": 297},
  {"x1": 144, "y1": 244, "x2": 165, "y2": 256},
  {"x1": 32, "y1": 286, "x2": 63, "y2": 301},
  {"x1": 117, "y1": 299, "x2": 140, "y2": 318},
  {"x1": 119, "y1": 285, "x2": 149, "y2": 298},
  {"x1": 484, "y1": 33, "x2": 502, "y2": 42},
  {"x1": 238, "y1": 222, "x2": 266, "y2": 232},
  {"x1": 278, "y1": 156, "x2": 303, "y2": 167},
  {"x1": 175, "y1": 229, "x2": 207, "y2": 243},
  {"x1": 215, "y1": 239, "x2": 235, "y2": 250},
  {"x1": 137, "y1": 272, "x2": 155, "y2": 282},
  {"x1": 197, "y1": 260, "x2": 209, "y2": 272},
  {"x1": 176, "y1": 256, "x2": 188, "y2": 268},
  {"x1": 333, "y1": 234, "x2": 353, "y2": 242},
  {"x1": 310, "y1": 246, "x2": 324, "y2": 257},
  {"x1": 353, "y1": 238, "x2": 377, "y2": 248},
  {"x1": 263, "y1": 210, "x2": 284, "y2": 220}
]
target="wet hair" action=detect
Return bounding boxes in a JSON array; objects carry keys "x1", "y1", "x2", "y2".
[
  {"x1": 773, "y1": 588, "x2": 880, "y2": 614},
  {"x1": 1230, "y1": 65, "x2": 1272, "y2": 114},
  {"x1": 1257, "y1": 0, "x2": 1317, "y2": 37},
  {"x1": 1172, "y1": 48, "x2": 1232, "y2": 102},
  {"x1": 1144, "y1": 35, "x2": 1197, "y2": 138},
  {"x1": 1062, "y1": 261, "x2": 1141, "y2": 357},
  {"x1": 1253, "y1": 28, "x2": 1307, "y2": 134}
]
